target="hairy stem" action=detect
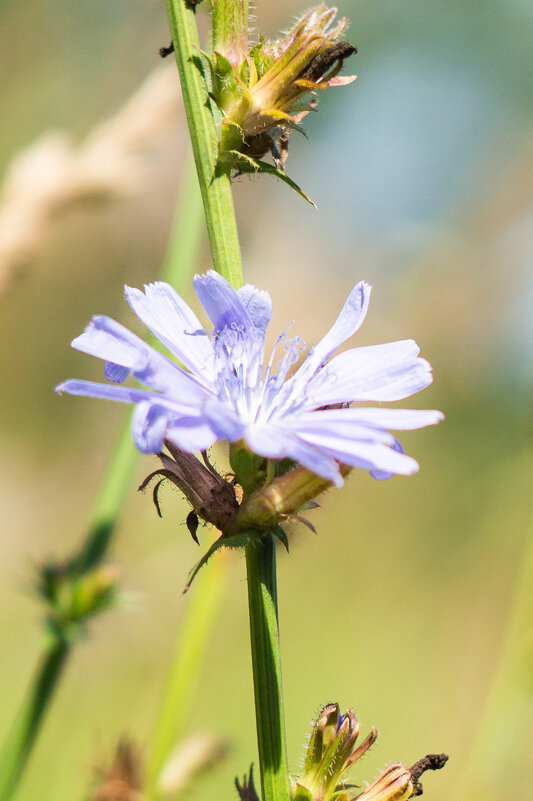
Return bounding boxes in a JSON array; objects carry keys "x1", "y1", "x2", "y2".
[{"x1": 165, "y1": 0, "x2": 244, "y2": 287}]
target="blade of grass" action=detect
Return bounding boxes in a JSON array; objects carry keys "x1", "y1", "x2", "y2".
[
  {"x1": 458, "y1": 523, "x2": 533, "y2": 799},
  {"x1": 145, "y1": 551, "x2": 227, "y2": 798}
]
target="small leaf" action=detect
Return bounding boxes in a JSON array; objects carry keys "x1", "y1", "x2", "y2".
[
  {"x1": 272, "y1": 523, "x2": 289, "y2": 552},
  {"x1": 293, "y1": 785, "x2": 313, "y2": 801},
  {"x1": 183, "y1": 530, "x2": 261, "y2": 593},
  {"x1": 224, "y1": 150, "x2": 316, "y2": 206},
  {"x1": 186, "y1": 510, "x2": 200, "y2": 544},
  {"x1": 235, "y1": 764, "x2": 260, "y2": 801}
]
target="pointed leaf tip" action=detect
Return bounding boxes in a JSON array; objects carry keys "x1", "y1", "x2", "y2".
[{"x1": 225, "y1": 150, "x2": 317, "y2": 206}]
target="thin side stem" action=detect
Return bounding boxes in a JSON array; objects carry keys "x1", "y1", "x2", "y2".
[
  {"x1": 0, "y1": 155, "x2": 204, "y2": 801},
  {"x1": 245, "y1": 536, "x2": 291, "y2": 801},
  {"x1": 165, "y1": 0, "x2": 244, "y2": 287},
  {"x1": 0, "y1": 639, "x2": 69, "y2": 801}
]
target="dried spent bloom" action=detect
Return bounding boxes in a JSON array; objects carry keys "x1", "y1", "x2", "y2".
[
  {"x1": 138, "y1": 439, "x2": 239, "y2": 539},
  {"x1": 91, "y1": 738, "x2": 143, "y2": 801},
  {"x1": 0, "y1": 64, "x2": 182, "y2": 295},
  {"x1": 56, "y1": 271, "x2": 442, "y2": 489},
  {"x1": 209, "y1": 5, "x2": 357, "y2": 190}
]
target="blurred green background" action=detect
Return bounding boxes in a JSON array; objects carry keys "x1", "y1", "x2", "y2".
[{"x1": 0, "y1": 0, "x2": 532, "y2": 799}]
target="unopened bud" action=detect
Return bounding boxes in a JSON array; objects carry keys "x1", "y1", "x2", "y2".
[
  {"x1": 295, "y1": 705, "x2": 377, "y2": 801},
  {"x1": 208, "y1": 5, "x2": 357, "y2": 171},
  {"x1": 213, "y1": 0, "x2": 249, "y2": 72},
  {"x1": 237, "y1": 464, "x2": 352, "y2": 530}
]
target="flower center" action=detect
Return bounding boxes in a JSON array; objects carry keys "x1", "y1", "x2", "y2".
[{"x1": 212, "y1": 323, "x2": 305, "y2": 423}]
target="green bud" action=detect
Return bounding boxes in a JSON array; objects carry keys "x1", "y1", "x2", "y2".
[
  {"x1": 237, "y1": 463, "x2": 352, "y2": 530},
  {"x1": 38, "y1": 561, "x2": 118, "y2": 640},
  {"x1": 294, "y1": 707, "x2": 448, "y2": 801},
  {"x1": 213, "y1": 0, "x2": 249, "y2": 72},
  {"x1": 295, "y1": 705, "x2": 378, "y2": 801}
]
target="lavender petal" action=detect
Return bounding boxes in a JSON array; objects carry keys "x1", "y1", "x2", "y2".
[
  {"x1": 193, "y1": 270, "x2": 253, "y2": 332},
  {"x1": 71, "y1": 315, "x2": 208, "y2": 401},
  {"x1": 237, "y1": 284, "x2": 272, "y2": 333},
  {"x1": 124, "y1": 282, "x2": 215, "y2": 382},
  {"x1": 245, "y1": 425, "x2": 343, "y2": 486}
]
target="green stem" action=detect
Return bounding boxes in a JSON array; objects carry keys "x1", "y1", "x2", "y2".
[
  {"x1": 0, "y1": 639, "x2": 69, "y2": 801},
  {"x1": 245, "y1": 536, "x2": 291, "y2": 801},
  {"x1": 212, "y1": 0, "x2": 249, "y2": 64},
  {"x1": 165, "y1": 0, "x2": 244, "y2": 287},
  {"x1": 165, "y1": 6, "x2": 290, "y2": 799},
  {"x1": 0, "y1": 155, "x2": 204, "y2": 801},
  {"x1": 145, "y1": 554, "x2": 226, "y2": 798}
]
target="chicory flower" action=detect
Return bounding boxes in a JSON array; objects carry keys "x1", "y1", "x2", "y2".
[{"x1": 56, "y1": 271, "x2": 442, "y2": 487}]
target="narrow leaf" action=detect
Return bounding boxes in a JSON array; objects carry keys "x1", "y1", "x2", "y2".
[{"x1": 225, "y1": 150, "x2": 316, "y2": 206}]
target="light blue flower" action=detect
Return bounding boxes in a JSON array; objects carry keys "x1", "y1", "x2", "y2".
[{"x1": 56, "y1": 271, "x2": 442, "y2": 486}]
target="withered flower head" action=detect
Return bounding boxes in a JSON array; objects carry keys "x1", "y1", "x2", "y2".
[
  {"x1": 92, "y1": 738, "x2": 143, "y2": 801},
  {"x1": 139, "y1": 440, "x2": 239, "y2": 542},
  {"x1": 208, "y1": 5, "x2": 357, "y2": 186}
]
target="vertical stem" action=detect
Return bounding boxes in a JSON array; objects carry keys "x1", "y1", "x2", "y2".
[
  {"x1": 0, "y1": 639, "x2": 69, "y2": 801},
  {"x1": 245, "y1": 536, "x2": 291, "y2": 801},
  {"x1": 165, "y1": 6, "x2": 289, "y2": 799},
  {"x1": 145, "y1": 553, "x2": 226, "y2": 798},
  {"x1": 165, "y1": 0, "x2": 244, "y2": 287}
]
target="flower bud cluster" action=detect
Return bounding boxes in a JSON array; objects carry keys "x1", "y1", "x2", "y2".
[{"x1": 37, "y1": 559, "x2": 118, "y2": 641}]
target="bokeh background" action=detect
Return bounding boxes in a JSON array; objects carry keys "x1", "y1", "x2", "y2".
[{"x1": 1, "y1": 0, "x2": 532, "y2": 799}]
